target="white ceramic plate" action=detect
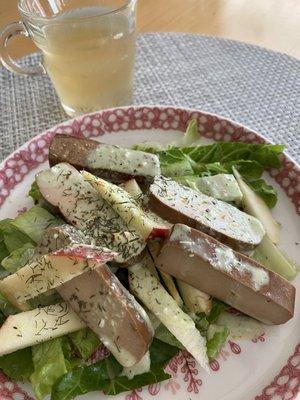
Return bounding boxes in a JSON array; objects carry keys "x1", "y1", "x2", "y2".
[{"x1": 0, "y1": 106, "x2": 299, "y2": 400}]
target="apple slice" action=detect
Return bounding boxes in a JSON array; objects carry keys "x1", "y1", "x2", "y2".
[
  {"x1": 129, "y1": 257, "x2": 209, "y2": 371},
  {"x1": 0, "y1": 302, "x2": 84, "y2": 356},
  {"x1": 147, "y1": 241, "x2": 182, "y2": 306},
  {"x1": 0, "y1": 245, "x2": 117, "y2": 305},
  {"x1": 252, "y1": 236, "x2": 297, "y2": 280},
  {"x1": 176, "y1": 279, "x2": 212, "y2": 314},
  {"x1": 121, "y1": 178, "x2": 144, "y2": 199},
  {"x1": 122, "y1": 178, "x2": 173, "y2": 232},
  {"x1": 233, "y1": 167, "x2": 280, "y2": 244},
  {"x1": 82, "y1": 172, "x2": 170, "y2": 240}
]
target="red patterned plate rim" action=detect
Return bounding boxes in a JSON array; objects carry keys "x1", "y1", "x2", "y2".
[{"x1": 0, "y1": 105, "x2": 299, "y2": 400}]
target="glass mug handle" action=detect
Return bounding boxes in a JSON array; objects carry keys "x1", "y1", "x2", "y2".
[{"x1": 0, "y1": 21, "x2": 44, "y2": 76}]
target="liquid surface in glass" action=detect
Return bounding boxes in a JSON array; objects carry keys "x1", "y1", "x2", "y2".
[{"x1": 34, "y1": 7, "x2": 135, "y2": 116}]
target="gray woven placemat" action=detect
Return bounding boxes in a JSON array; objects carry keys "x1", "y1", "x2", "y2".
[{"x1": 0, "y1": 33, "x2": 299, "y2": 162}]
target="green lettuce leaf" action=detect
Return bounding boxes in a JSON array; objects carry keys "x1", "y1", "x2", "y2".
[
  {"x1": 181, "y1": 119, "x2": 200, "y2": 146},
  {"x1": 161, "y1": 160, "x2": 194, "y2": 177},
  {"x1": 173, "y1": 175, "x2": 199, "y2": 190},
  {"x1": 0, "y1": 348, "x2": 34, "y2": 381},
  {"x1": 0, "y1": 239, "x2": 9, "y2": 263},
  {"x1": 0, "y1": 292, "x2": 19, "y2": 315},
  {"x1": 104, "y1": 340, "x2": 177, "y2": 396},
  {"x1": 207, "y1": 300, "x2": 229, "y2": 324},
  {"x1": 51, "y1": 354, "x2": 121, "y2": 400},
  {"x1": 250, "y1": 144, "x2": 285, "y2": 168},
  {"x1": 28, "y1": 181, "x2": 43, "y2": 202},
  {"x1": 247, "y1": 179, "x2": 278, "y2": 208},
  {"x1": 0, "y1": 219, "x2": 34, "y2": 252},
  {"x1": 138, "y1": 138, "x2": 284, "y2": 207},
  {"x1": 103, "y1": 363, "x2": 171, "y2": 395},
  {"x1": 2, "y1": 243, "x2": 35, "y2": 273},
  {"x1": 0, "y1": 265, "x2": 10, "y2": 279},
  {"x1": 206, "y1": 326, "x2": 230, "y2": 359},
  {"x1": 195, "y1": 299, "x2": 229, "y2": 333},
  {"x1": 30, "y1": 338, "x2": 68, "y2": 400},
  {"x1": 180, "y1": 142, "x2": 284, "y2": 168},
  {"x1": 194, "y1": 162, "x2": 228, "y2": 176},
  {"x1": 0, "y1": 311, "x2": 5, "y2": 325},
  {"x1": 132, "y1": 143, "x2": 167, "y2": 153},
  {"x1": 149, "y1": 338, "x2": 179, "y2": 365},
  {"x1": 224, "y1": 160, "x2": 264, "y2": 180},
  {"x1": 69, "y1": 328, "x2": 101, "y2": 360},
  {"x1": 0, "y1": 205, "x2": 59, "y2": 254},
  {"x1": 154, "y1": 324, "x2": 183, "y2": 349},
  {"x1": 52, "y1": 339, "x2": 177, "y2": 400},
  {"x1": 60, "y1": 337, "x2": 82, "y2": 371},
  {"x1": 193, "y1": 301, "x2": 229, "y2": 359},
  {"x1": 11, "y1": 206, "x2": 61, "y2": 243}
]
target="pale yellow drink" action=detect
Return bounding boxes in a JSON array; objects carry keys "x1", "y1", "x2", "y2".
[{"x1": 35, "y1": 7, "x2": 135, "y2": 116}]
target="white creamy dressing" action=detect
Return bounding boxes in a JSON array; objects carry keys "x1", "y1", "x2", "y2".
[
  {"x1": 171, "y1": 225, "x2": 269, "y2": 291},
  {"x1": 122, "y1": 351, "x2": 151, "y2": 379},
  {"x1": 196, "y1": 174, "x2": 243, "y2": 203},
  {"x1": 87, "y1": 145, "x2": 161, "y2": 177},
  {"x1": 213, "y1": 247, "x2": 269, "y2": 291},
  {"x1": 101, "y1": 336, "x2": 138, "y2": 367}
]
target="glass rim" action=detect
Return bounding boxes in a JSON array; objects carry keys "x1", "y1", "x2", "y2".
[{"x1": 18, "y1": 0, "x2": 136, "y2": 23}]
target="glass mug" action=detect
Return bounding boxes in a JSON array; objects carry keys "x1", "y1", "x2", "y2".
[{"x1": 0, "y1": 0, "x2": 137, "y2": 116}]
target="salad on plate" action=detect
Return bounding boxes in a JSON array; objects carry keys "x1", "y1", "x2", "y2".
[{"x1": 0, "y1": 119, "x2": 297, "y2": 400}]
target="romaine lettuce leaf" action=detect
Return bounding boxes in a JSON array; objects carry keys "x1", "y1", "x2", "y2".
[
  {"x1": 0, "y1": 311, "x2": 5, "y2": 325},
  {"x1": 247, "y1": 179, "x2": 277, "y2": 208},
  {"x1": 174, "y1": 175, "x2": 199, "y2": 190},
  {"x1": 60, "y1": 337, "x2": 82, "y2": 371},
  {"x1": 207, "y1": 300, "x2": 229, "y2": 324},
  {"x1": 69, "y1": 328, "x2": 101, "y2": 360},
  {"x1": 137, "y1": 138, "x2": 284, "y2": 207},
  {"x1": 0, "y1": 265, "x2": 10, "y2": 279},
  {"x1": 161, "y1": 160, "x2": 194, "y2": 177},
  {"x1": 0, "y1": 205, "x2": 60, "y2": 258},
  {"x1": 154, "y1": 324, "x2": 183, "y2": 349},
  {"x1": 52, "y1": 339, "x2": 177, "y2": 400},
  {"x1": 0, "y1": 292, "x2": 19, "y2": 315},
  {"x1": 51, "y1": 354, "x2": 121, "y2": 400},
  {"x1": 104, "y1": 339, "x2": 177, "y2": 395},
  {"x1": 0, "y1": 347, "x2": 34, "y2": 381},
  {"x1": 2, "y1": 243, "x2": 35, "y2": 273},
  {"x1": 180, "y1": 142, "x2": 284, "y2": 168},
  {"x1": 181, "y1": 119, "x2": 200, "y2": 146},
  {"x1": 103, "y1": 363, "x2": 171, "y2": 395},
  {"x1": 206, "y1": 326, "x2": 229, "y2": 359},
  {"x1": 11, "y1": 206, "x2": 61, "y2": 243},
  {"x1": 194, "y1": 162, "x2": 228, "y2": 176},
  {"x1": 132, "y1": 143, "x2": 167, "y2": 153},
  {"x1": 28, "y1": 181, "x2": 43, "y2": 202},
  {"x1": 149, "y1": 338, "x2": 179, "y2": 364},
  {"x1": 0, "y1": 240, "x2": 9, "y2": 263},
  {"x1": 195, "y1": 299, "x2": 229, "y2": 333},
  {"x1": 224, "y1": 160, "x2": 264, "y2": 180},
  {"x1": 30, "y1": 338, "x2": 68, "y2": 400},
  {"x1": 0, "y1": 219, "x2": 34, "y2": 252}
]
